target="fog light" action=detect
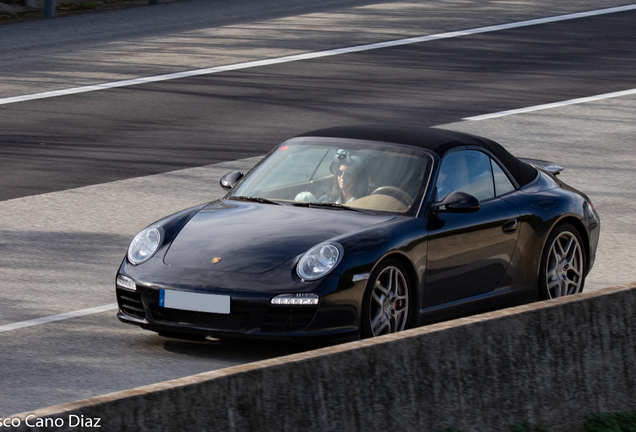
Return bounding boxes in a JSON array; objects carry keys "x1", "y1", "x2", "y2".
[
  {"x1": 270, "y1": 293, "x2": 318, "y2": 306},
  {"x1": 117, "y1": 274, "x2": 136, "y2": 291}
]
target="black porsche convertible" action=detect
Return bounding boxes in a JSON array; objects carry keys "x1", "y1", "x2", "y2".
[{"x1": 116, "y1": 126, "x2": 600, "y2": 341}]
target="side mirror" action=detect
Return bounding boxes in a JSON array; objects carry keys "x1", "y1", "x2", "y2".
[
  {"x1": 433, "y1": 191, "x2": 481, "y2": 214},
  {"x1": 219, "y1": 171, "x2": 244, "y2": 190}
]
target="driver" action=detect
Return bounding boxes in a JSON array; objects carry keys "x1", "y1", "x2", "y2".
[
  {"x1": 295, "y1": 153, "x2": 368, "y2": 204},
  {"x1": 330, "y1": 161, "x2": 368, "y2": 204}
]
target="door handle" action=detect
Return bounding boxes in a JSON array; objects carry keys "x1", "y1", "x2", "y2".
[{"x1": 502, "y1": 219, "x2": 518, "y2": 234}]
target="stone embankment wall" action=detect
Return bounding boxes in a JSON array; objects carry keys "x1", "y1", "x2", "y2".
[{"x1": 11, "y1": 283, "x2": 636, "y2": 432}]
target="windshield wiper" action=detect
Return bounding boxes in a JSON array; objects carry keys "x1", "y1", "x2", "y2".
[
  {"x1": 230, "y1": 196, "x2": 284, "y2": 205},
  {"x1": 292, "y1": 202, "x2": 364, "y2": 212}
]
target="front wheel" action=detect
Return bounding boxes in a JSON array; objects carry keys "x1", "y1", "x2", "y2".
[
  {"x1": 361, "y1": 259, "x2": 411, "y2": 338},
  {"x1": 539, "y1": 223, "x2": 586, "y2": 300}
]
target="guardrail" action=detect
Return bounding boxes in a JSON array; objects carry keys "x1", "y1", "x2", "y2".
[{"x1": 8, "y1": 282, "x2": 636, "y2": 432}]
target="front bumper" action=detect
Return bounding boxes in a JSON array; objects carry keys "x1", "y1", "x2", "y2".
[{"x1": 116, "y1": 273, "x2": 365, "y2": 342}]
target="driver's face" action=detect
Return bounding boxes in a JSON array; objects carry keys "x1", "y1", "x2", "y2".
[{"x1": 337, "y1": 165, "x2": 357, "y2": 191}]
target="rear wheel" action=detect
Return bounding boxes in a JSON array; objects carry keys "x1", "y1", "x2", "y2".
[
  {"x1": 539, "y1": 223, "x2": 586, "y2": 300},
  {"x1": 361, "y1": 259, "x2": 411, "y2": 338}
]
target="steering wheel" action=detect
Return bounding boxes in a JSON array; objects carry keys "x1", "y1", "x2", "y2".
[{"x1": 371, "y1": 186, "x2": 413, "y2": 207}]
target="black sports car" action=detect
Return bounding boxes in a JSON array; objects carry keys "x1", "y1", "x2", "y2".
[{"x1": 116, "y1": 126, "x2": 600, "y2": 342}]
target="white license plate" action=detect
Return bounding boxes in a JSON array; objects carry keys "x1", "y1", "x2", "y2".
[{"x1": 159, "y1": 289, "x2": 230, "y2": 314}]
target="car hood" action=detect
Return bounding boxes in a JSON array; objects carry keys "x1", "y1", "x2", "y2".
[{"x1": 163, "y1": 200, "x2": 395, "y2": 274}]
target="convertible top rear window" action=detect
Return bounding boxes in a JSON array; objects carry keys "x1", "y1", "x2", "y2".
[{"x1": 230, "y1": 137, "x2": 434, "y2": 214}]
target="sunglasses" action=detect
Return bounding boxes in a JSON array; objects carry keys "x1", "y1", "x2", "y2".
[{"x1": 336, "y1": 169, "x2": 355, "y2": 179}]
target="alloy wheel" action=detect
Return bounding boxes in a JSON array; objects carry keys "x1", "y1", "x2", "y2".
[
  {"x1": 545, "y1": 231, "x2": 584, "y2": 298},
  {"x1": 369, "y1": 265, "x2": 409, "y2": 336}
]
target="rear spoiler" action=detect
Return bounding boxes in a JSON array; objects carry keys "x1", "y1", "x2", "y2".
[{"x1": 518, "y1": 157, "x2": 564, "y2": 175}]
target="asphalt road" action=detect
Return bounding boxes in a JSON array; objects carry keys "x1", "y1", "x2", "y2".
[
  {"x1": 1, "y1": 0, "x2": 635, "y2": 417},
  {"x1": 1, "y1": 8, "x2": 636, "y2": 201},
  {"x1": 2, "y1": 0, "x2": 631, "y2": 99}
]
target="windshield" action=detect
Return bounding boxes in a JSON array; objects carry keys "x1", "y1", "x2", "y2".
[{"x1": 230, "y1": 137, "x2": 434, "y2": 214}]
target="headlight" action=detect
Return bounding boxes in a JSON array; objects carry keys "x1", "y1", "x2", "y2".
[
  {"x1": 127, "y1": 226, "x2": 164, "y2": 265},
  {"x1": 297, "y1": 243, "x2": 343, "y2": 281}
]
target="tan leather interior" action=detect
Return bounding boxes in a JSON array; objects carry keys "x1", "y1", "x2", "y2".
[{"x1": 348, "y1": 195, "x2": 409, "y2": 212}]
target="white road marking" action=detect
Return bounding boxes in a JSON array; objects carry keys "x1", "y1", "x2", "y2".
[
  {"x1": 463, "y1": 88, "x2": 636, "y2": 121},
  {"x1": 1, "y1": 3, "x2": 635, "y2": 106},
  {"x1": 0, "y1": 304, "x2": 117, "y2": 333}
]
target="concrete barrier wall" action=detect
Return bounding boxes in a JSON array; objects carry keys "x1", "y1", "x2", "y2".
[{"x1": 10, "y1": 282, "x2": 636, "y2": 432}]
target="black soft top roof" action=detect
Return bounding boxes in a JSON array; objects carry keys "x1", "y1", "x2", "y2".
[{"x1": 296, "y1": 125, "x2": 537, "y2": 187}]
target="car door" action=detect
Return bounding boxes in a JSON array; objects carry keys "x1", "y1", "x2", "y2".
[{"x1": 424, "y1": 149, "x2": 520, "y2": 307}]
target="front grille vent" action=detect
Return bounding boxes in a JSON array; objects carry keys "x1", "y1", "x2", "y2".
[
  {"x1": 261, "y1": 306, "x2": 317, "y2": 332},
  {"x1": 150, "y1": 306, "x2": 249, "y2": 331},
  {"x1": 117, "y1": 290, "x2": 146, "y2": 320}
]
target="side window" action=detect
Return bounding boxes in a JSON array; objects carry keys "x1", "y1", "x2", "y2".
[
  {"x1": 491, "y1": 159, "x2": 515, "y2": 196},
  {"x1": 435, "y1": 150, "x2": 494, "y2": 202}
]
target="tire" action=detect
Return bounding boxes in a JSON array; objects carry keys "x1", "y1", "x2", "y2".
[
  {"x1": 539, "y1": 222, "x2": 586, "y2": 300},
  {"x1": 361, "y1": 259, "x2": 412, "y2": 338}
]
